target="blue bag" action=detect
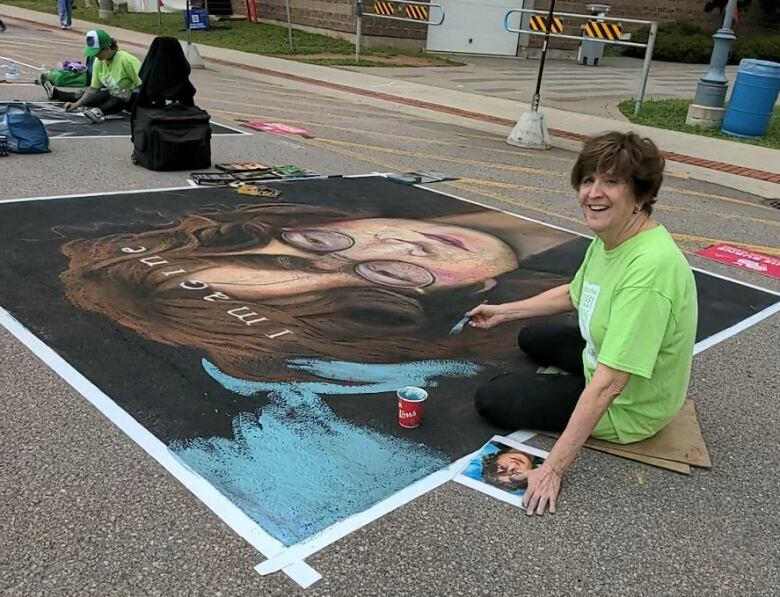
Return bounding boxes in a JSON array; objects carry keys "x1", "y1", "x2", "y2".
[{"x1": 0, "y1": 103, "x2": 50, "y2": 154}]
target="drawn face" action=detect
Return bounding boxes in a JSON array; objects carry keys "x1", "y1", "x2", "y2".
[
  {"x1": 578, "y1": 172, "x2": 641, "y2": 241},
  {"x1": 493, "y1": 449, "x2": 534, "y2": 484},
  {"x1": 195, "y1": 218, "x2": 519, "y2": 298}
]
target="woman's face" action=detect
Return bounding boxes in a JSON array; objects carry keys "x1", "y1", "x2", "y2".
[
  {"x1": 195, "y1": 217, "x2": 518, "y2": 298},
  {"x1": 495, "y1": 449, "x2": 533, "y2": 473},
  {"x1": 578, "y1": 172, "x2": 640, "y2": 239}
]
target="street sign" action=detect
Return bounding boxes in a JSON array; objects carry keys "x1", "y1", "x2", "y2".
[
  {"x1": 582, "y1": 20, "x2": 622, "y2": 40},
  {"x1": 184, "y1": 7, "x2": 208, "y2": 30},
  {"x1": 373, "y1": 0, "x2": 394, "y2": 16},
  {"x1": 529, "y1": 14, "x2": 563, "y2": 33},
  {"x1": 404, "y1": 2, "x2": 428, "y2": 21}
]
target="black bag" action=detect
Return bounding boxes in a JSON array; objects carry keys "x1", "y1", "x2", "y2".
[{"x1": 132, "y1": 102, "x2": 211, "y2": 171}]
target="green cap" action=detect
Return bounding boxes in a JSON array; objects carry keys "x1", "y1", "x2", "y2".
[{"x1": 83, "y1": 29, "x2": 112, "y2": 57}]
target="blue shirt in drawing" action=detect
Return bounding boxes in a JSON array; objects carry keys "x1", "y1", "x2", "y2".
[{"x1": 169, "y1": 358, "x2": 479, "y2": 545}]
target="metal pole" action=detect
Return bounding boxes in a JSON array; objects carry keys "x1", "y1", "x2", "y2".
[
  {"x1": 355, "y1": 0, "x2": 363, "y2": 63},
  {"x1": 634, "y1": 21, "x2": 657, "y2": 115},
  {"x1": 186, "y1": 0, "x2": 192, "y2": 47},
  {"x1": 530, "y1": 0, "x2": 555, "y2": 112},
  {"x1": 692, "y1": 0, "x2": 738, "y2": 108},
  {"x1": 285, "y1": 0, "x2": 293, "y2": 52},
  {"x1": 156, "y1": 0, "x2": 161, "y2": 30}
]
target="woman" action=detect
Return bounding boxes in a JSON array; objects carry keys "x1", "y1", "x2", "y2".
[
  {"x1": 61, "y1": 202, "x2": 571, "y2": 382},
  {"x1": 63, "y1": 29, "x2": 141, "y2": 119},
  {"x1": 468, "y1": 131, "x2": 698, "y2": 516}
]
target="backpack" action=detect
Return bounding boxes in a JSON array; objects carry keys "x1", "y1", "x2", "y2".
[
  {"x1": 0, "y1": 103, "x2": 50, "y2": 154},
  {"x1": 47, "y1": 69, "x2": 88, "y2": 87}
]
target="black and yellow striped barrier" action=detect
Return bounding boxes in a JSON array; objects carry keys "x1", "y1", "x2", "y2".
[
  {"x1": 404, "y1": 3, "x2": 429, "y2": 21},
  {"x1": 582, "y1": 20, "x2": 622, "y2": 41},
  {"x1": 529, "y1": 14, "x2": 563, "y2": 33},
  {"x1": 373, "y1": 0, "x2": 394, "y2": 16}
]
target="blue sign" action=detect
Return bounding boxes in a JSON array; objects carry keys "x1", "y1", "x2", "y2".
[{"x1": 185, "y1": 8, "x2": 209, "y2": 31}]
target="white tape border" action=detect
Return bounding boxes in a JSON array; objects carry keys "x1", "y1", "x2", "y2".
[
  {"x1": 0, "y1": 101, "x2": 251, "y2": 138},
  {"x1": 0, "y1": 54, "x2": 44, "y2": 70},
  {"x1": 0, "y1": 307, "x2": 321, "y2": 588},
  {"x1": 255, "y1": 429, "x2": 536, "y2": 575}
]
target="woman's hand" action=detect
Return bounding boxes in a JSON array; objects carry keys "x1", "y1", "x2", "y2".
[
  {"x1": 517, "y1": 464, "x2": 561, "y2": 516},
  {"x1": 467, "y1": 304, "x2": 509, "y2": 329},
  {"x1": 64, "y1": 102, "x2": 77, "y2": 112}
]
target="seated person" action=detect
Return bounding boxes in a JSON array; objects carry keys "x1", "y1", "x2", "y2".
[
  {"x1": 39, "y1": 57, "x2": 94, "y2": 102},
  {"x1": 468, "y1": 132, "x2": 698, "y2": 516},
  {"x1": 64, "y1": 29, "x2": 141, "y2": 120}
]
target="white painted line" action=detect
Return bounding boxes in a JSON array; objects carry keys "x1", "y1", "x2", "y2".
[
  {"x1": 51, "y1": 134, "x2": 135, "y2": 140},
  {"x1": 0, "y1": 185, "x2": 196, "y2": 203},
  {"x1": 0, "y1": 307, "x2": 321, "y2": 588},
  {"x1": 0, "y1": 55, "x2": 43, "y2": 70},
  {"x1": 693, "y1": 300, "x2": 780, "y2": 354},
  {"x1": 49, "y1": 129, "x2": 250, "y2": 139},
  {"x1": 686, "y1": 263, "x2": 780, "y2": 297},
  {"x1": 0, "y1": 102, "x2": 251, "y2": 138},
  {"x1": 210, "y1": 121, "x2": 252, "y2": 135},
  {"x1": 255, "y1": 430, "x2": 535, "y2": 576}
]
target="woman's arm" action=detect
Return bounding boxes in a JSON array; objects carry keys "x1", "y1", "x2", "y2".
[
  {"x1": 501, "y1": 283, "x2": 575, "y2": 320},
  {"x1": 519, "y1": 363, "x2": 630, "y2": 516},
  {"x1": 468, "y1": 284, "x2": 574, "y2": 329},
  {"x1": 65, "y1": 87, "x2": 100, "y2": 111}
]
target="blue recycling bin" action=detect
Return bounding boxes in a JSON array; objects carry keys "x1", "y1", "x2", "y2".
[{"x1": 721, "y1": 59, "x2": 780, "y2": 138}]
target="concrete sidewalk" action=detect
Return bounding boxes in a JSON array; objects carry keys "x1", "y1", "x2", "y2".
[{"x1": 1, "y1": 5, "x2": 779, "y2": 199}]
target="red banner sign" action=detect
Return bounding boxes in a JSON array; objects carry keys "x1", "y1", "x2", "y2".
[
  {"x1": 695, "y1": 243, "x2": 780, "y2": 280},
  {"x1": 243, "y1": 120, "x2": 312, "y2": 137}
]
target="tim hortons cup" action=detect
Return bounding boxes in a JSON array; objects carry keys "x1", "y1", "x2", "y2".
[{"x1": 397, "y1": 386, "x2": 428, "y2": 429}]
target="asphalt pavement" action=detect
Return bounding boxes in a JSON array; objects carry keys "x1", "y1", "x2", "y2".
[{"x1": 1, "y1": 18, "x2": 779, "y2": 597}]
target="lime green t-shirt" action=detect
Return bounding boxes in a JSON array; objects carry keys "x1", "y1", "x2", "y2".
[
  {"x1": 569, "y1": 225, "x2": 698, "y2": 444},
  {"x1": 90, "y1": 50, "x2": 141, "y2": 100}
]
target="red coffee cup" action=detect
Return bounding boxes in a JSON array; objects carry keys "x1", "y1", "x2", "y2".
[{"x1": 397, "y1": 386, "x2": 428, "y2": 428}]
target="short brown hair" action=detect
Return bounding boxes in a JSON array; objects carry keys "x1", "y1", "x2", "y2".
[{"x1": 570, "y1": 131, "x2": 665, "y2": 215}]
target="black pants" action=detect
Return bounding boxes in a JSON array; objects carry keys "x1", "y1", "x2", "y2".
[{"x1": 475, "y1": 322, "x2": 587, "y2": 432}]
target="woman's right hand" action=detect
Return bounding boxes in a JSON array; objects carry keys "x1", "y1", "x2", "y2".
[{"x1": 467, "y1": 304, "x2": 509, "y2": 330}]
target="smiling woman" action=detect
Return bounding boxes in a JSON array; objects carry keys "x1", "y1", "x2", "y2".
[{"x1": 468, "y1": 131, "x2": 698, "y2": 517}]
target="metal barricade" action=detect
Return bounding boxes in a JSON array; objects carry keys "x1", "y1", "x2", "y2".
[
  {"x1": 355, "y1": 0, "x2": 445, "y2": 62},
  {"x1": 504, "y1": 8, "x2": 657, "y2": 115}
]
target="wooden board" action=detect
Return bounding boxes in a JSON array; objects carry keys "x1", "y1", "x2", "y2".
[{"x1": 543, "y1": 400, "x2": 710, "y2": 473}]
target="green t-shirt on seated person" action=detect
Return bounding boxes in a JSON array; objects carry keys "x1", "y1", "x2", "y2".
[
  {"x1": 90, "y1": 50, "x2": 141, "y2": 101},
  {"x1": 569, "y1": 225, "x2": 698, "y2": 444}
]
